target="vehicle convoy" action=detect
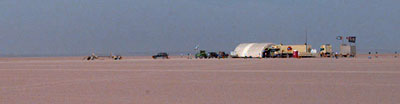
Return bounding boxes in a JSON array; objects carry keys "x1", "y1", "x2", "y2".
[
  {"x1": 194, "y1": 50, "x2": 229, "y2": 59},
  {"x1": 266, "y1": 44, "x2": 316, "y2": 58},
  {"x1": 320, "y1": 44, "x2": 333, "y2": 57},
  {"x1": 195, "y1": 50, "x2": 208, "y2": 59},
  {"x1": 152, "y1": 53, "x2": 169, "y2": 59}
]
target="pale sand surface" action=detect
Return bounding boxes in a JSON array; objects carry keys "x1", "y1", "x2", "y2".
[{"x1": 0, "y1": 55, "x2": 400, "y2": 104}]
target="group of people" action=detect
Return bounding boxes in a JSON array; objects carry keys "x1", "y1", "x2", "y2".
[{"x1": 367, "y1": 51, "x2": 398, "y2": 59}]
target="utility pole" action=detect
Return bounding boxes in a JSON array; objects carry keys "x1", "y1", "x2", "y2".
[{"x1": 305, "y1": 29, "x2": 308, "y2": 45}]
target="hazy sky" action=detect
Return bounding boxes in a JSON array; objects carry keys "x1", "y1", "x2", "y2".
[{"x1": 0, "y1": 0, "x2": 399, "y2": 56}]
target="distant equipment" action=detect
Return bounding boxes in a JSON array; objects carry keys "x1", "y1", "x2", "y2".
[
  {"x1": 311, "y1": 49, "x2": 317, "y2": 54},
  {"x1": 269, "y1": 44, "x2": 316, "y2": 58},
  {"x1": 293, "y1": 50, "x2": 299, "y2": 58},
  {"x1": 287, "y1": 46, "x2": 293, "y2": 51},
  {"x1": 320, "y1": 44, "x2": 333, "y2": 57},
  {"x1": 337, "y1": 36, "x2": 357, "y2": 58}
]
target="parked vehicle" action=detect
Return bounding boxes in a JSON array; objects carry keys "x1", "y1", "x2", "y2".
[
  {"x1": 320, "y1": 44, "x2": 333, "y2": 57},
  {"x1": 218, "y1": 51, "x2": 229, "y2": 58},
  {"x1": 112, "y1": 55, "x2": 123, "y2": 60},
  {"x1": 195, "y1": 50, "x2": 208, "y2": 59},
  {"x1": 208, "y1": 52, "x2": 219, "y2": 58},
  {"x1": 85, "y1": 55, "x2": 98, "y2": 60},
  {"x1": 84, "y1": 53, "x2": 122, "y2": 60},
  {"x1": 152, "y1": 53, "x2": 169, "y2": 59}
]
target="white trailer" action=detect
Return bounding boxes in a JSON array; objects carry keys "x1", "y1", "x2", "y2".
[{"x1": 340, "y1": 44, "x2": 356, "y2": 57}]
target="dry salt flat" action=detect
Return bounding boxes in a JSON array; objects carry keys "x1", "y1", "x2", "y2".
[{"x1": 0, "y1": 56, "x2": 399, "y2": 104}]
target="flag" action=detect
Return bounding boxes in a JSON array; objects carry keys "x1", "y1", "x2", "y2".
[{"x1": 347, "y1": 36, "x2": 356, "y2": 43}]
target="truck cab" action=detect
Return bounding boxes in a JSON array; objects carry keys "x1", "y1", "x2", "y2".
[{"x1": 320, "y1": 44, "x2": 333, "y2": 57}]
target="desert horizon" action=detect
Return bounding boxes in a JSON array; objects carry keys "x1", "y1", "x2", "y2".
[{"x1": 2, "y1": 0, "x2": 400, "y2": 103}]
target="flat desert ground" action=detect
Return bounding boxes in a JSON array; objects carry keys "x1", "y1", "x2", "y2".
[{"x1": 1, "y1": 55, "x2": 400, "y2": 104}]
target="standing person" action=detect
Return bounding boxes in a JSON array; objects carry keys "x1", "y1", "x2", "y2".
[
  {"x1": 335, "y1": 52, "x2": 339, "y2": 59},
  {"x1": 395, "y1": 51, "x2": 398, "y2": 58},
  {"x1": 368, "y1": 52, "x2": 372, "y2": 59},
  {"x1": 375, "y1": 52, "x2": 379, "y2": 58},
  {"x1": 333, "y1": 52, "x2": 336, "y2": 59},
  {"x1": 188, "y1": 53, "x2": 192, "y2": 59}
]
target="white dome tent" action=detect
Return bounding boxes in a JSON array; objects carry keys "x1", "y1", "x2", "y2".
[{"x1": 231, "y1": 43, "x2": 275, "y2": 58}]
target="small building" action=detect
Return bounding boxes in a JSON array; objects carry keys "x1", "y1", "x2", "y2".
[{"x1": 231, "y1": 43, "x2": 275, "y2": 58}]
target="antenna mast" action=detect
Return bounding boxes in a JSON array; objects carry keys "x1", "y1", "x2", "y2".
[
  {"x1": 305, "y1": 29, "x2": 309, "y2": 52},
  {"x1": 305, "y1": 29, "x2": 308, "y2": 45}
]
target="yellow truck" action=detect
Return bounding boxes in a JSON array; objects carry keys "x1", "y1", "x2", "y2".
[
  {"x1": 320, "y1": 44, "x2": 333, "y2": 57},
  {"x1": 268, "y1": 44, "x2": 316, "y2": 58}
]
